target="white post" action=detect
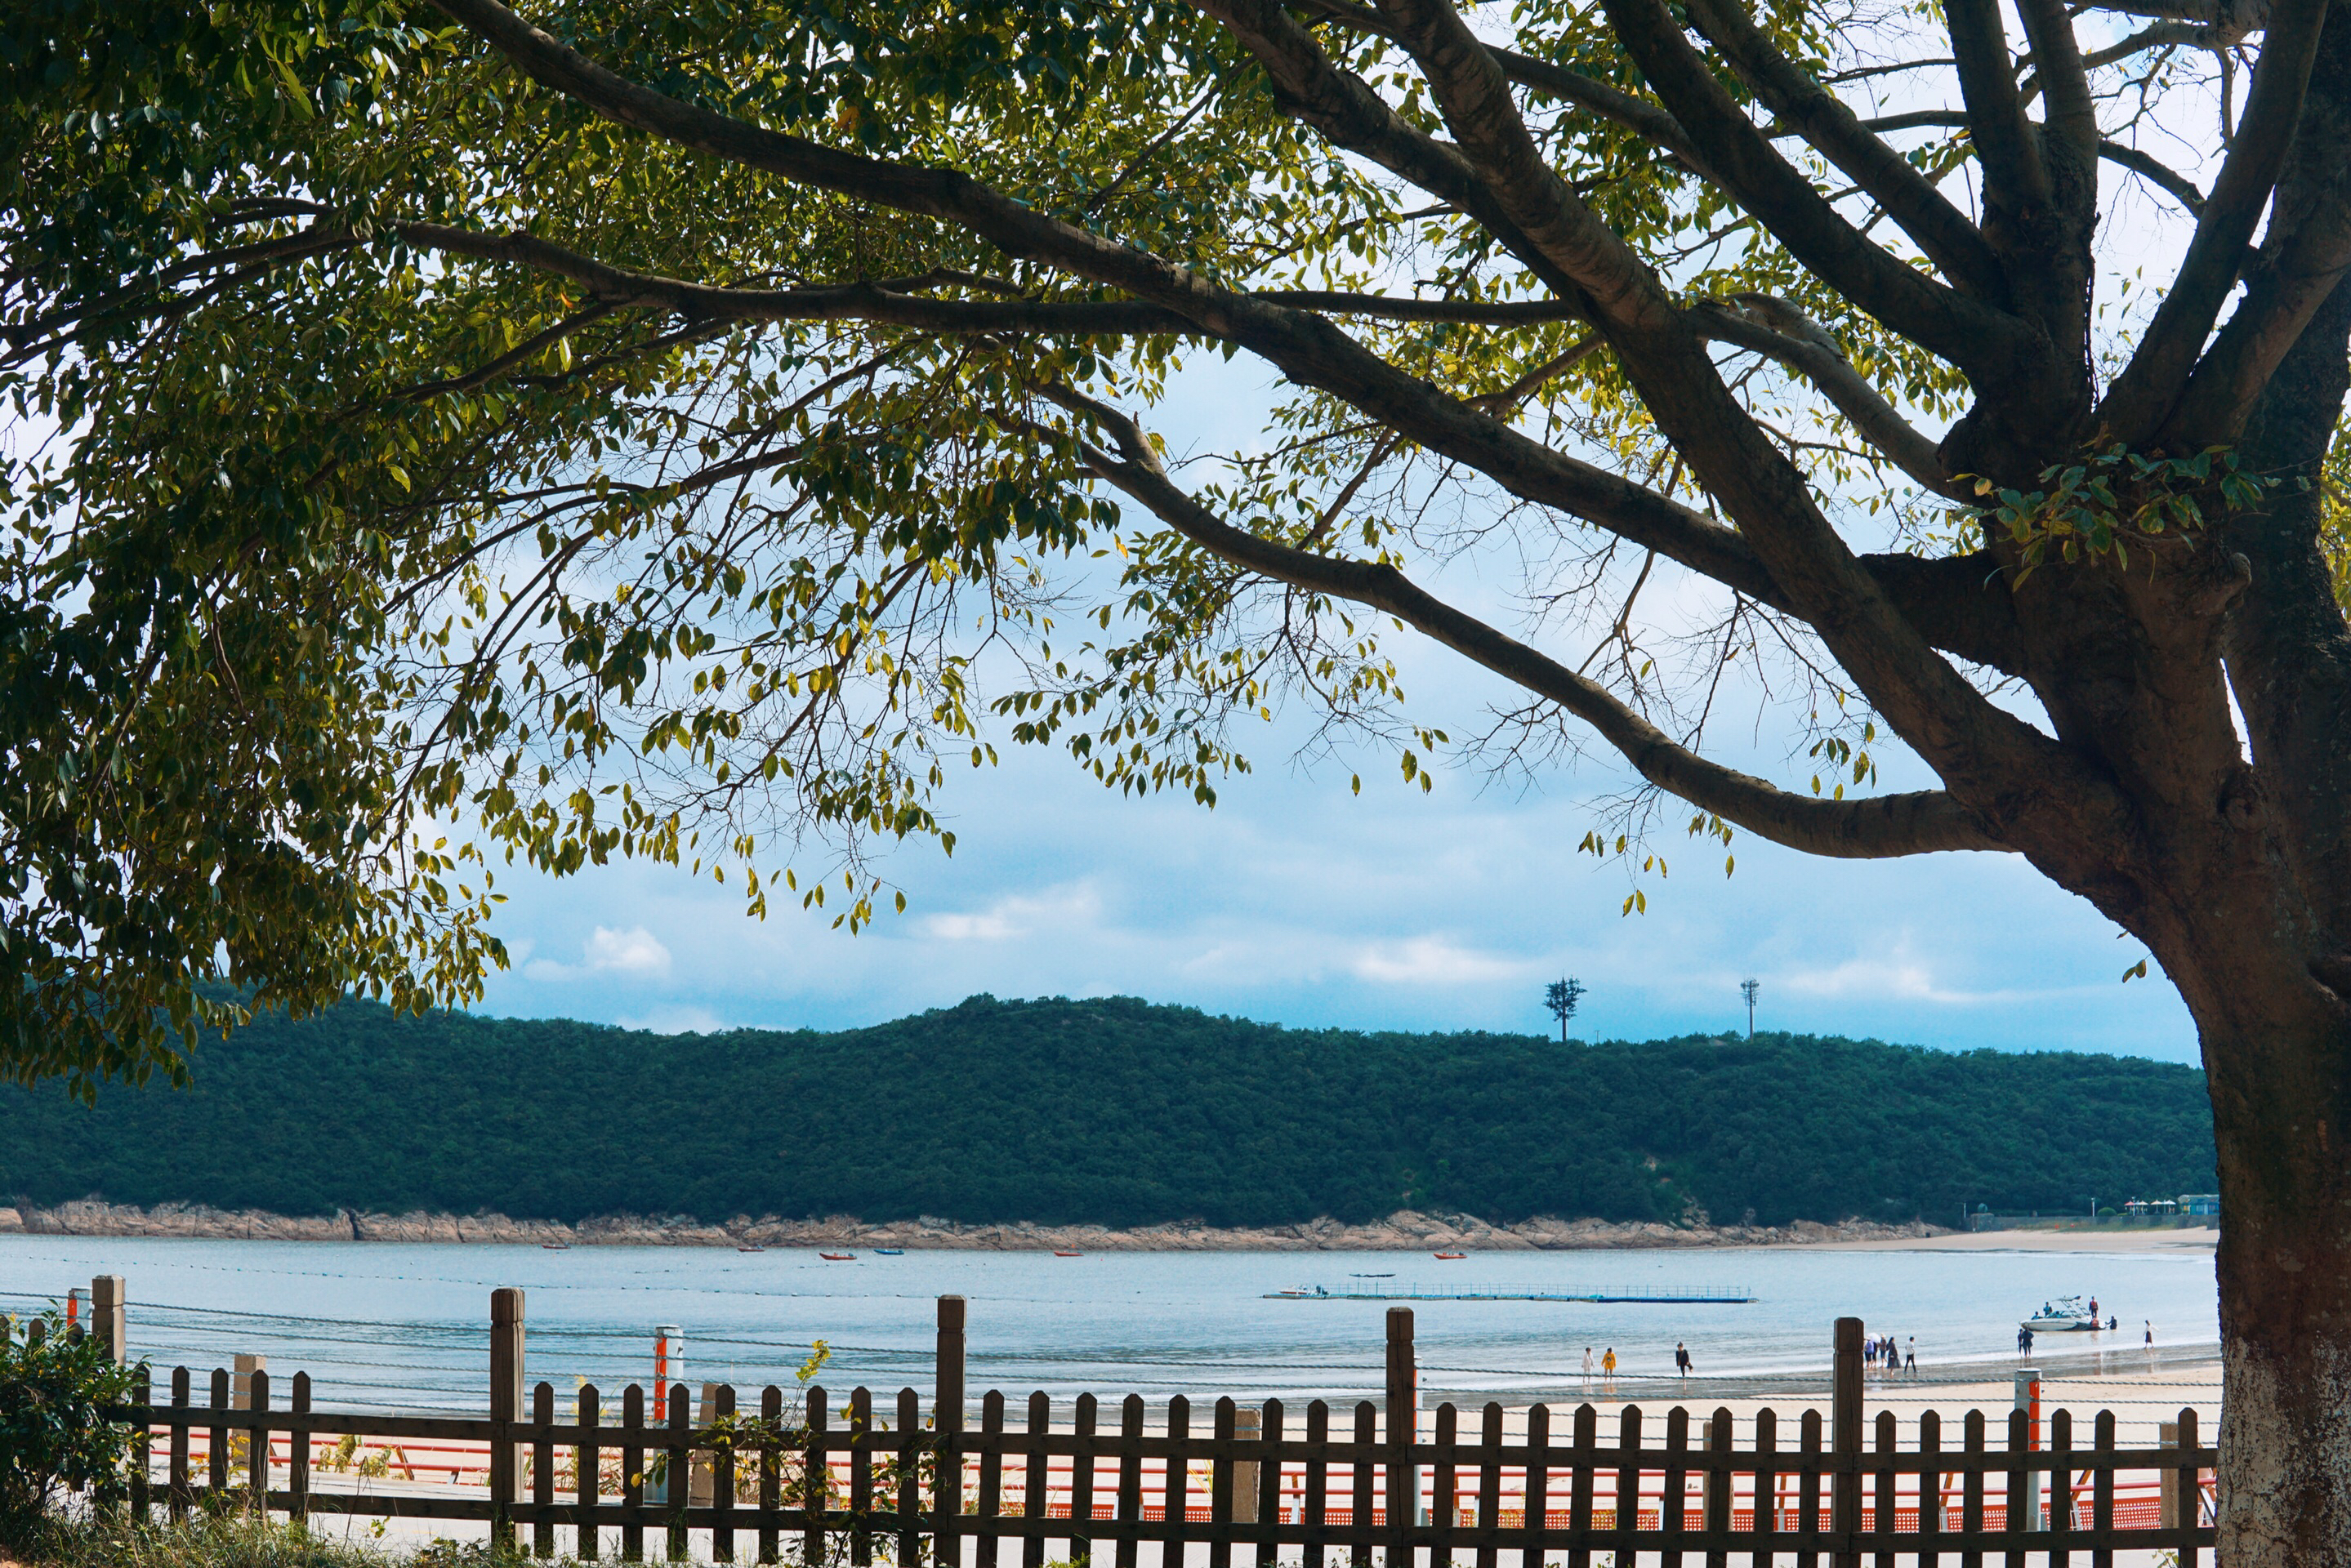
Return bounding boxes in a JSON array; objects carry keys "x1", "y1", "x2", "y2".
[
  {"x1": 234, "y1": 1354, "x2": 269, "y2": 1410},
  {"x1": 91, "y1": 1276, "x2": 126, "y2": 1365}
]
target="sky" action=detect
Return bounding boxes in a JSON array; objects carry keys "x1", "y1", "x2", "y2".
[{"x1": 465, "y1": 338, "x2": 2203, "y2": 1062}]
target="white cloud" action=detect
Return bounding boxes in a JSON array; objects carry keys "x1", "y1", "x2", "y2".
[
  {"x1": 1349, "y1": 936, "x2": 1529, "y2": 987},
  {"x1": 522, "y1": 924, "x2": 672, "y2": 982},
  {"x1": 923, "y1": 884, "x2": 1101, "y2": 942},
  {"x1": 1782, "y1": 935, "x2": 2072, "y2": 1007}
]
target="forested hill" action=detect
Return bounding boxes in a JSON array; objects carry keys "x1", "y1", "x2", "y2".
[{"x1": 0, "y1": 996, "x2": 2214, "y2": 1228}]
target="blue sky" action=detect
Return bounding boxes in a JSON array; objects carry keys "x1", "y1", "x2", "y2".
[
  {"x1": 467, "y1": 520, "x2": 2202, "y2": 1062},
  {"x1": 466, "y1": 311, "x2": 2206, "y2": 1064}
]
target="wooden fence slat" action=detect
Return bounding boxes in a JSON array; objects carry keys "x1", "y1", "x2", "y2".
[
  {"x1": 977, "y1": 1389, "x2": 1005, "y2": 1568},
  {"x1": 1705, "y1": 1405, "x2": 1732, "y2": 1568},
  {"x1": 290, "y1": 1372, "x2": 311, "y2": 1527},
  {"x1": 169, "y1": 1366, "x2": 191, "y2": 1522},
  {"x1": 1961, "y1": 1408, "x2": 1985, "y2": 1568},
  {"x1": 666, "y1": 1383, "x2": 690, "y2": 1563},
  {"x1": 2178, "y1": 1409, "x2": 2202, "y2": 1568},
  {"x1": 1165, "y1": 1396, "x2": 1192, "y2": 1567},
  {"x1": 1022, "y1": 1391, "x2": 1049, "y2": 1568},
  {"x1": 1116, "y1": 1394, "x2": 1144, "y2": 1568},
  {"x1": 756, "y1": 1386, "x2": 782, "y2": 1567},
  {"x1": 1208, "y1": 1397, "x2": 1235, "y2": 1568},
  {"x1": 1069, "y1": 1392, "x2": 1097, "y2": 1566},
  {"x1": 1613, "y1": 1407, "x2": 1642, "y2": 1555},
  {"x1": 799, "y1": 1386, "x2": 825, "y2": 1568},
  {"x1": 1873, "y1": 1408, "x2": 1897, "y2": 1568},
  {"x1": 1474, "y1": 1401, "x2": 1502, "y2": 1568},
  {"x1": 847, "y1": 1386, "x2": 872, "y2": 1568},
  {"x1": 712, "y1": 1382, "x2": 737, "y2": 1566},
  {"x1": 1751, "y1": 1408, "x2": 1777, "y2": 1567},
  {"x1": 209, "y1": 1368, "x2": 230, "y2": 1499},
  {"x1": 534, "y1": 1382, "x2": 556, "y2": 1559},
  {"x1": 1918, "y1": 1408, "x2": 1942, "y2": 1568},
  {"x1": 1300, "y1": 1401, "x2": 1330, "y2": 1568},
  {"x1": 1568, "y1": 1402, "x2": 1595, "y2": 1568},
  {"x1": 622, "y1": 1383, "x2": 645, "y2": 1564},
  {"x1": 127, "y1": 1366, "x2": 151, "y2": 1525},
  {"x1": 1662, "y1": 1404, "x2": 1689, "y2": 1568},
  {"x1": 578, "y1": 1383, "x2": 602, "y2": 1563},
  {"x1": 1349, "y1": 1401, "x2": 1375, "y2": 1568},
  {"x1": 2004, "y1": 1407, "x2": 2029, "y2": 1568},
  {"x1": 1432, "y1": 1401, "x2": 1460, "y2": 1568},
  {"x1": 1521, "y1": 1404, "x2": 1550, "y2": 1568},
  {"x1": 1256, "y1": 1398, "x2": 1286, "y2": 1568},
  {"x1": 895, "y1": 1388, "x2": 921, "y2": 1568},
  {"x1": 2090, "y1": 1410, "x2": 2115, "y2": 1568},
  {"x1": 1798, "y1": 1406, "x2": 1822, "y2": 1568}
]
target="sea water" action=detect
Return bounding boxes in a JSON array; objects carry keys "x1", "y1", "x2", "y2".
[{"x1": 0, "y1": 1236, "x2": 2218, "y2": 1413}]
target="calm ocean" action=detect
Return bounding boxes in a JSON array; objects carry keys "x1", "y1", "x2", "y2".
[{"x1": 0, "y1": 1236, "x2": 2219, "y2": 1414}]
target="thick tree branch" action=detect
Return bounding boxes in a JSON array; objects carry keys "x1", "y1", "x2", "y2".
[
  {"x1": 2100, "y1": 0, "x2": 2335, "y2": 443},
  {"x1": 2099, "y1": 141, "x2": 2213, "y2": 212},
  {"x1": 1598, "y1": 0, "x2": 2036, "y2": 377},
  {"x1": 1042, "y1": 383, "x2": 2009, "y2": 858},
  {"x1": 1292, "y1": 0, "x2": 1709, "y2": 163},
  {"x1": 1690, "y1": 296, "x2": 1954, "y2": 492},
  {"x1": 1947, "y1": 0, "x2": 2053, "y2": 219},
  {"x1": 1677, "y1": 0, "x2": 2008, "y2": 301},
  {"x1": 430, "y1": 0, "x2": 2056, "y2": 799}
]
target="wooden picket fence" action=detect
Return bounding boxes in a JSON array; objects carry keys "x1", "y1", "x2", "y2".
[{"x1": 87, "y1": 1292, "x2": 2215, "y2": 1566}]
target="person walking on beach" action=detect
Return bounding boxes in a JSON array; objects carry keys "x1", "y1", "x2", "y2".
[
  {"x1": 1675, "y1": 1342, "x2": 1693, "y2": 1382},
  {"x1": 2018, "y1": 1326, "x2": 2035, "y2": 1361},
  {"x1": 1602, "y1": 1348, "x2": 1617, "y2": 1395},
  {"x1": 1906, "y1": 1338, "x2": 1916, "y2": 1377},
  {"x1": 2144, "y1": 1320, "x2": 2156, "y2": 1363},
  {"x1": 1581, "y1": 1347, "x2": 1593, "y2": 1390}
]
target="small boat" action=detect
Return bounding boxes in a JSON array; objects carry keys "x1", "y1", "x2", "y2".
[
  {"x1": 1349, "y1": 1272, "x2": 1395, "y2": 1279},
  {"x1": 1055, "y1": 1250, "x2": 1083, "y2": 1258},
  {"x1": 874, "y1": 1247, "x2": 905, "y2": 1255},
  {"x1": 736, "y1": 1245, "x2": 765, "y2": 1254},
  {"x1": 819, "y1": 1251, "x2": 856, "y2": 1261},
  {"x1": 541, "y1": 1242, "x2": 571, "y2": 1251},
  {"x1": 2022, "y1": 1295, "x2": 2102, "y2": 1332},
  {"x1": 1433, "y1": 1251, "x2": 1467, "y2": 1261}
]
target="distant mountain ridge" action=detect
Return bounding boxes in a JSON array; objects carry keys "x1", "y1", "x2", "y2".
[{"x1": 0, "y1": 994, "x2": 2215, "y2": 1228}]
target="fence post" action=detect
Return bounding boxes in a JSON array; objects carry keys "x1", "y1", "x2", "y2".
[
  {"x1": 2013, "y1": 1367, "x2": 2043, "y2": 1530},
  {"x1": 937, "y1": 1296, "x2": 966, "y2": 1568},
  {"x1": 234, "y1": 1354, "x2": 267, "y2": 1410},
  {"x1": 937, "y1": 1295, "x2": 966, "y2": 1433},
  {"x1": 492, "y1": 1286, "x2": 526, "y2": 1550},
  {"x1": 91, "y1": 1275, "x2": 126, "y2": 1365},
  {"x1": 1386, "y1": 1305, "x2": 1418, "y2": 1555},
  {"x1": 2159, "y1": 1419, "x2": 2180, "y2": 1530},
  {"x1": 1831, "y1": 1317, "x2": 1862, "y2": 1568}
]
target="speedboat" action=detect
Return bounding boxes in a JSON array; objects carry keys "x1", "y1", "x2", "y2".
[
  {"x1": 1350, "y1": 1272, "x2": 1395, "y2": 1278},
  {"x1": 1434, "y1": 1251, "x2": 1467, "y2": 1260},
  {"x1": 873, "y1": 1247, "x2": 904, "y2": 1255},
  {"x1": 1055, "y1": 1250, "x2": 1082, "y2": 1257},
  {"x1": 2022, "y1": 1295, "x2": 2101, "y2": 1331},
  {"x1": 819, "y1": 1251, "x2": 856, "y2": 1261}
]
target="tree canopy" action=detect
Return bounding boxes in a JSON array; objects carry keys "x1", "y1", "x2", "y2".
[
  {"x1": 11, "y1": 0, "x2": 2351, "y2": 1551},
  {"x1": 0, "y1": 995, "x2": 2219, "y2": 1229}
]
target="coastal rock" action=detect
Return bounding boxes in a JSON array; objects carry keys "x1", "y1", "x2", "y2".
[{"x1": 0, "y1": 1200, "x2": 1954, "y2": 1250}]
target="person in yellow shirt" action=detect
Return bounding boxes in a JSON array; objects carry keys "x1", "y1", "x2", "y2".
[{"x1": 1601, "y1": 1347, "x2": 1617, "y2": 1396}]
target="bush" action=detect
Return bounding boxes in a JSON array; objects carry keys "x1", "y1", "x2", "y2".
[
  {"x1": 0, "y1": 1312, "x2": 144, "y2": 1544},
  {"x1": 11, "y1": 1514, "x2": 400, "y2": 1568}
]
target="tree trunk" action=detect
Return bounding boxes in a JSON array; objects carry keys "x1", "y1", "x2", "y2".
[{"x1": 2208, "y1": 1007, "x2": 2351, "y2": 1565}]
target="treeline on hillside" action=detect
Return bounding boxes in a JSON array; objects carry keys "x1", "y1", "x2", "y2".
[{"x1": 0, "y1": 996, "x2": 2215, "y2": 1227}]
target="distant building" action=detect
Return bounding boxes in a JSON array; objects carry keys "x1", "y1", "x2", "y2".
[{"x1": 2179, "y1": 1193, "x2": 2220, "y2": 1217}]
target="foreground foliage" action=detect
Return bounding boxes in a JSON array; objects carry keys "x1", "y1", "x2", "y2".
[
  {"x1": 0, "y1": 1316, "x2": 143, "y2": 1545},
  {"x1": 0, "y1": 996, "x2": 2216, "y2": 1228}
]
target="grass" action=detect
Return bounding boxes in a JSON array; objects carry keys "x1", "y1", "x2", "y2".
[{"x1": 1, "y1": 1515, "x2": 544, "y2": 1568}]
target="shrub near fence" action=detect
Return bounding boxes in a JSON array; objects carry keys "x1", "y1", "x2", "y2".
[{"x1": 52, "y1": 1283, "x2": 2216, "y2": 1567}]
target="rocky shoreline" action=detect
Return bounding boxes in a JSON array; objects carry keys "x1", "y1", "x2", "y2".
[{"x1": 0, "y1": 1200, "x2": 1950, "y2": 1250}]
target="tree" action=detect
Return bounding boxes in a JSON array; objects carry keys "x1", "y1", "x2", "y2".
[
  {"x1": 5, "y1": 0, "x2": 2351, "y2": 1554},
  {"x1": 1543, "y1": 977, "x2": 1586, "y2": 1043}
]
